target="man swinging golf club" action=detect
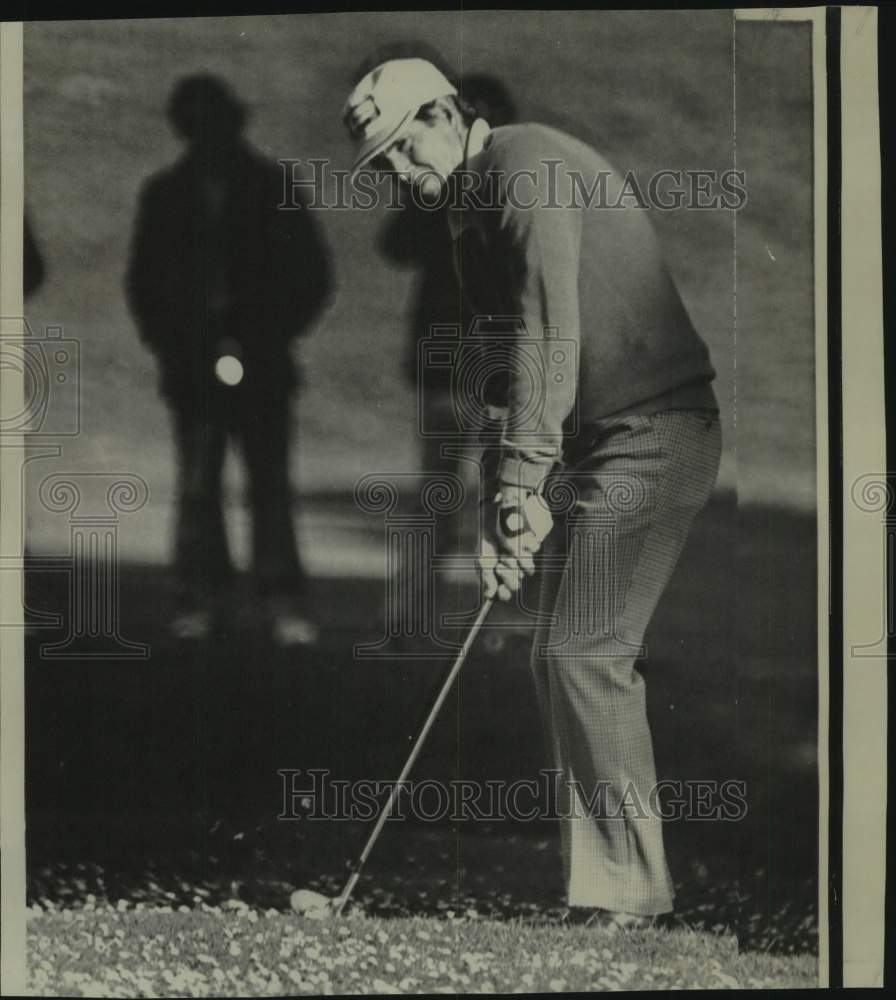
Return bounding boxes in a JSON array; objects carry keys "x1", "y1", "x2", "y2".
[{"x1": 341, "y1": 58, "x2": 721, "y2": 931}]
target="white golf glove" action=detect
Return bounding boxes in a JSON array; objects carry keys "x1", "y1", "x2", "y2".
[{"x1": 478, "y1": 486, "x2": 553, "y2": 602}]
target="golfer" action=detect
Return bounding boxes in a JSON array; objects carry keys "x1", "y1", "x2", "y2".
[{"x1": 343, "y1": 59, "x2": 721, "y2": 930}]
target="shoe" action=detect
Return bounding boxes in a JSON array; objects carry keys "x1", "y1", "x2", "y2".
[
  {"x1": 591, "y1": 910, "x2": 656, "y2": 935},
  {"x1": 170, "y1": 609, "x2": 212, "y2": 640},
  {"x1": 561, "y1": 907, "x2": 657, "y2": 934},
  {"x1": 272, "y1": 613, "x2": 319, "y2": 647}
]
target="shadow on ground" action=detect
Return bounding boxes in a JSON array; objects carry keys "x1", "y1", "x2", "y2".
[{"x1": 24, "y1": 490, "x2": 818, "y2": 955}]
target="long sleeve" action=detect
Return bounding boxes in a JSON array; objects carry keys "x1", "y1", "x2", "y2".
[
  {"x1": 465, "y1": 123, "x2": 716, "y2": 455},
  {"x1": 492, "y1": 172, "x2": 581, "y2": 492}
]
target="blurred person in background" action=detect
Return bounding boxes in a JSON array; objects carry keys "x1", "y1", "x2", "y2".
[
  {"x1": 126, "y1": 74, "x2": 332, "y2": 645},
  {"x1": 24, "y1": 213, "x2": 45, "y2": 297},
  {"x1": 22, "y1": 212, "x2": 46, "y2": 635}
]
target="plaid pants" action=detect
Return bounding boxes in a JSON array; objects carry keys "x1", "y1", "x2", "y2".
[{"x1": 531, "y1": 409, "x2": 721, "y2": 914}]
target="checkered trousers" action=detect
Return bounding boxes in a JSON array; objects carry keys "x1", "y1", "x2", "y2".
[{"x1": 530, "y1": 409, "x2": 722, "y2": 915}]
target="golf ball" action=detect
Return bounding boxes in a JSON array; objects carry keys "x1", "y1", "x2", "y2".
[
  {"x1": 290, "y1": 889, "x2": 330, "y2": 916},
  {"x1": 215, "y1": 354, "x2": 244, "y2": 386}
]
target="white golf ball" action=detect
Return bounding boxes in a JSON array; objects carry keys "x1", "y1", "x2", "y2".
[
  {"x1": 290, "y1": 889, "x2": 330, "y2": 916},
  {"x1": 215, "y1": 354, "x2": 244, "y2": 386}
]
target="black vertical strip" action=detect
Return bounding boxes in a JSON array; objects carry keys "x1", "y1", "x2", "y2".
[
  {"x1": 880, "y1": 7, "x2": 895, "y2": 992},
  {"x1": 825, "y1": 4, "x2": 843, "y2": 990}
]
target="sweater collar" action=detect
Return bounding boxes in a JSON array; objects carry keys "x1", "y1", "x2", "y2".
[
  {"x1": 464, "y1": 117, "x2": 491, "y2": 165},
  {"x1": 447, "y1": 118, "x2": 491, "y2": 240}
]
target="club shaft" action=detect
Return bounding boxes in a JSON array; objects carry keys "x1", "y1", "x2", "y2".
[{"x1": 333, "y1": 596, "x2": 495, "y2": 916}]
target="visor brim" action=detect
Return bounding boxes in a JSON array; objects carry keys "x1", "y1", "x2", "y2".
[{"x1": 350, "y1": 108, "x2": 416, "y2": 178}]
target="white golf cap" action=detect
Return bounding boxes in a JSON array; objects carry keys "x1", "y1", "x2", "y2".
[{"x1": 343, "y1": 58, "x2": 457, "y2": 174}]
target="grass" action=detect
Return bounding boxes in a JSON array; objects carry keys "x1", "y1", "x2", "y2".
[
  {"x1": 27, "y1": 904, "x2": 816, "y2": 997},
  {"x1": 26, "y1": 814, "x2": 819, "y2": 956}
]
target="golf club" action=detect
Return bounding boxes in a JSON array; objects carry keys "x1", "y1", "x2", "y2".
[{"x1": 291, "y1": 594, "x2": 496, "y2": 919}]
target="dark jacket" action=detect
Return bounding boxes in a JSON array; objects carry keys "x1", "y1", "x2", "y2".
[{"x1": 126, "y1": 142, "x2": 332, "y2": 401}]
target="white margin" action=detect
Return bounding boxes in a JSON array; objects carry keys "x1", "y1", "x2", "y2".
[
  {"x1": 0, "y1": 19, "x2": 27, "y2": 999},
  {"x1": 841, "y1": 5, "x2": 886, "y2": 989}
]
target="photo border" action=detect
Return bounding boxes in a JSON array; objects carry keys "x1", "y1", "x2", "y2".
[{"x1": 0, "y1": 5, "x2": 887, "y2": 992}]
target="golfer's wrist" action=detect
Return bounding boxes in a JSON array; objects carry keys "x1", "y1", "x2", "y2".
[{"x1": 497, "y1": 456, "x2": 550, "y2": 494}]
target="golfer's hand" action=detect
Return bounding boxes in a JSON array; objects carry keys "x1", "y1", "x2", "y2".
[
  {"x1": 494, "y1": 486, "x2": 553, "y2": 576},
  {"x1": 478, "y1": 536, "x2": 525, "y2": 603}
]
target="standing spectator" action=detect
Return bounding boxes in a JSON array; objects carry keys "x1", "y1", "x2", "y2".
[
  {"x1": 127, "y1": 74, "x2": 332, "y2": 644},
  {"x1": 24, "y1": 213, "x2": 45, "y2": 298}
]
